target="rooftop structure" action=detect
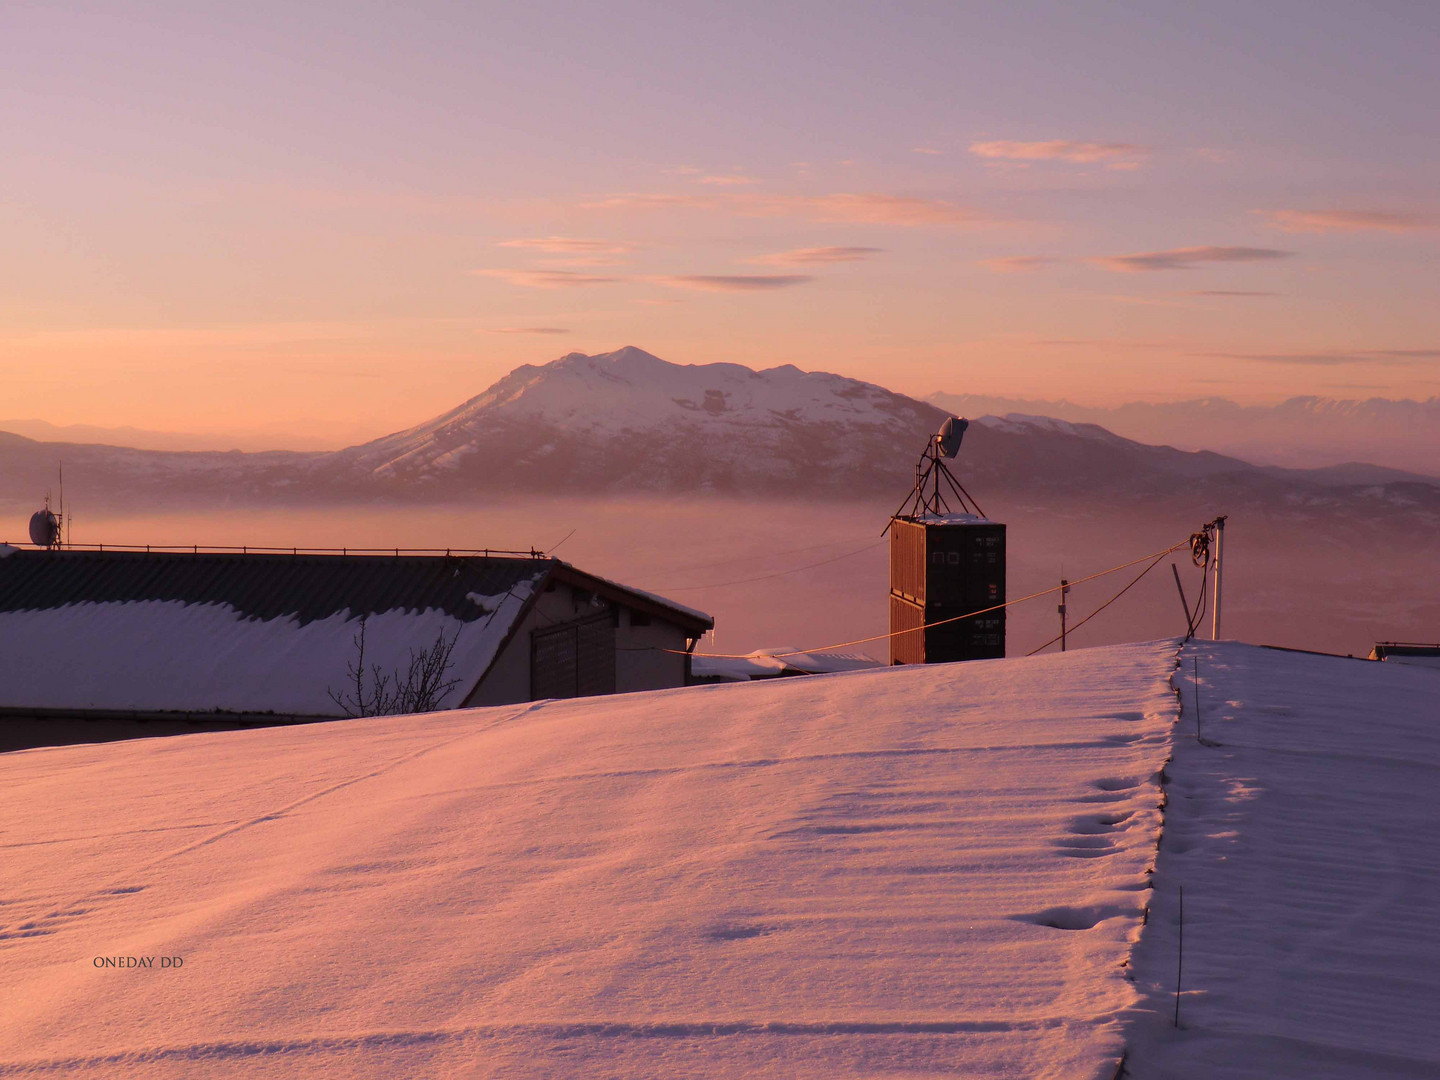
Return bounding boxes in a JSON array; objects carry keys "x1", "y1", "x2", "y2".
[
  {"x1": 887, "y1": 417, "x2": 1007, "y2": 664},
  {"x1": 0, "y1": 546, "x2": 711, "y2": 746}
]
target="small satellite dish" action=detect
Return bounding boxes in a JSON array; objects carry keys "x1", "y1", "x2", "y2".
[
  {"x1": 29, "y1": 509, "x2": 59, "y2": 548},
  {"x1": 935, "y1": 416, "x2": 968, "y2": 459}
]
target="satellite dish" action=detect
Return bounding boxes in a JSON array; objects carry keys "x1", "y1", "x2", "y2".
[
  {"x1": 29, "y1": 509, "x2": 59, "y2": 548},
  {"x1": 936, "y1": 416, "x2": 968, "y2": 459}
]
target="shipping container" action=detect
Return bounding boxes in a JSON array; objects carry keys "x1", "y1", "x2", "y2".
[{"x1": 888, "y1": 516, "x2": 1006, "y2": 664}]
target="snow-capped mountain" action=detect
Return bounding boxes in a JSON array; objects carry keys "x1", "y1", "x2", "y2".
[
  {"x1": 0, "y1": 348, "x2": 1436, "y2": 534},
  {"x1": 328, "y1": 346, "x2": 948, "y2": 495}
]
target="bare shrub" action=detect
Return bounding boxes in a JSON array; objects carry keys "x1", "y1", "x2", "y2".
[{"x1": 328, "y1": 615, "x2": 463, "y2": 717}]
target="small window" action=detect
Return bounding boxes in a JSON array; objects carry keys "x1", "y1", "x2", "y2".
[{"x1": 629, "y1": 610, "x2": 652, "y2": 627}]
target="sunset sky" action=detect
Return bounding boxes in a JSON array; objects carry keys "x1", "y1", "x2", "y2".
[{"x1": 4, "y1": 1, "x2": 1437, "y2": 444}]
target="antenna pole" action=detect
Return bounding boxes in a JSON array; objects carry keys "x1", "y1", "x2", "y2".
[
  {"x1": 1210, "y1": 516, "x2": 1226, "y2": 640},
  {"x1": 1058, "y1": 578, "x2": 1069, "y2": 651}
]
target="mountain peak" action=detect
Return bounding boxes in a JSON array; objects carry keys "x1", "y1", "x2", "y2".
[
  {"x1": 340, "y1": 347, "x2": 947, "y2": 492},
  {"x1": 553, "y1": 346, "x2": 667, "y2": 370}
]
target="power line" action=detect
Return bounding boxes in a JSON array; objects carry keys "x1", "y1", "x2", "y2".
[
  {"x1": 656, "y1": 538, "x2": 881, "y2": 593},
  {"x1": 1025, "y1": 549, "x2": 1173, "y2": 656},
  {"x1": 687, "y1": 537, "x2": 1193, "y2": 659}
]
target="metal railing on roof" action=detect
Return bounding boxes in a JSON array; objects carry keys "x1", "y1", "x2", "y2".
[{"x1": 0, "y1": 541, "x2": 549, "y2": 559}]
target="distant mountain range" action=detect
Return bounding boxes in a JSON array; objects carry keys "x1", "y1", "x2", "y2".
[
  {"x1": 2, "y1": 349, "x2": 1436, "y2": 538},
  {"x1": 929, "y1": 392, "x2": 1440, "y2": 477},
  {"x1": 0, "y1": 419, "x2": 358, "y2": 454}
]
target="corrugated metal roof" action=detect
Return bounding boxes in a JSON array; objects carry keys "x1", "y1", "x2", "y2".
[{"x1": 0, "y1": 549, "x2": 551, "y2": 625}]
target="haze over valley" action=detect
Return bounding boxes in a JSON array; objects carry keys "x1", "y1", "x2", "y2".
[{"x1": 8, "y1": 348, "x2": 1434, "y2": 660}]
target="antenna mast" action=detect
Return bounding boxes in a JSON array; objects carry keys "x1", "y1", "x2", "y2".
[{"x1": 883, "y1": 418, "x2": 986, "y2": 534}]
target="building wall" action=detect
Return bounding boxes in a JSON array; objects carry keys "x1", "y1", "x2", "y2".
[
  {"x1": 615, "y1": 612, "x2": 690, "y2": 692},
  {"x1": 462, "y1": 579, "x2": 694, "y2": 707}
]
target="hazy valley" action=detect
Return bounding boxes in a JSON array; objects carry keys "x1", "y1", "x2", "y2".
[{"x1": 5, "y1": 348, "x2": 1435, "y2": 659}]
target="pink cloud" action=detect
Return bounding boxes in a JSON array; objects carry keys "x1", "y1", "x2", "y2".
[
  {"x1": 969, "y1": 140, "x2": 1148, "y2": 167},
  {"x1": 1092, "y1": 246, "x2": 1292, "y2": 272},
  {"x1": 699, "y1": 175, "x2": 761, "y2": 186},
  {"x1": 580, "y1": 191, "x2": 985, "y2": 226},
  {"x1": 796, "y1": 193, "x2": 980, "y2": 225},
  {"x1": 753, "y1": 246, "x2": 883, "y2": 265},
  {"x1": 476, "y1": 269, "x2": 623, "y2": 288},
  {"x1": 1262, "y1": 209, "x2": 1433, "y2": 234},
  {"x1": 497, "y1": 236, "x2": 634, "y2": 254},
  {"x1": 981, "y1": 255, "x2": 1060, "y2": 273},
  {"x1": 481, "y1": 327, "x2": 571, "y2": 334},
  {"x1": 651, "y1": 274, "x2": 814, "y2": 291}
]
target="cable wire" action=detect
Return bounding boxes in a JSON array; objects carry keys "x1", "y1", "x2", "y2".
[
  {"x1": 686, "y1": 537, "x2": 1193, "y2": 659},
  {"x1": 1025, "y1": 548, "x2": 1173, "y2": 656},
  {"x1": 656, "y1": 540, "x2": 886, "y2": 592}
]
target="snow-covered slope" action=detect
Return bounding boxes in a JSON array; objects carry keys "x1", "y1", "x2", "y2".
[
  {"x1": 0, "y1": 642, "x2": 1179, "y2": 1079},
  {"x1": 329, "y1": 346, "x2": 947, "y2": 495},
  {"x1": 1127, "y1": 641, "x2": 1440, "y2": 1078}
]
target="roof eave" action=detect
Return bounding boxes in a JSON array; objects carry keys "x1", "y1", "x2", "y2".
[{"x1": 549, "y1": 563, "x2": 714, "y2": 634}]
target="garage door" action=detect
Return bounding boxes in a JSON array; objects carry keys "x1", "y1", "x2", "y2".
[{"x1": 530, "y1": 612, "x2": 616, "y2": 699}]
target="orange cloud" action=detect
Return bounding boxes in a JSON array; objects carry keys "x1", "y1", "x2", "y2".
[
  {"x1": 497, "y1": 237, "x2": 634, "y2": 254},
  {"x1": 796, "y1": 193, "x2": 981, "y2": 225},
  {"x1": 1092, "y1": 246, "x2": 1292, "y2": 272},
  {"x1": 699, "y1": 175, "x2": 760, "y2": 186},
  {"x1": 969, "y1": 140, "x2": 1148, "y2": 167},
  {"x1": 651, "y1": 274, "x2": 814, "y2": 291},
  {"x1": 580, "y1": 193, "x2": 724, "y2": 212},
  {"x1": 481, "y1": 327, "x2": 571, "y2": 334},
  {"x1": 753, "y1": 246, "x2": 883, "y2": 265},
  {"x1": 476, "y1": 269, "x2": 623, "y2": 288},
  {"x1": 1262, "y1": 209, "x2": 1433, "y2": 234},
  {"x1": 580, "y1": 191, "x2": 985, "y2": 226},
  {"x1": 980, "y1": 255, "x2": 1059, "y2": 273}
]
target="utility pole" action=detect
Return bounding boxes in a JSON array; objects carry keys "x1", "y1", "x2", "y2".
[
  {"x1": 1210, "y1": 516, "x2": 1226, "y2": 641},
  {"x1": 1058, "y1": 578, "x2": 1070, "y2": 651}
]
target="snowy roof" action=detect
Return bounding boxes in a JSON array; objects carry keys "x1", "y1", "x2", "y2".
[
  {"x1": 692, "y1": 646, "x2": 882, "y2": 681},
  {"x1": 907, "y1": 511, "x2": 995, "y2": 525},
  {"x1": 1, "y1": 639, "x2": 1433, "y2": 1075},
  {"x1": 549, "y1": 560, "x2": 713, "y2": 631},
  {"x1": 1124, "y1": 640, "x2": 1440, "y2": 1074},
  {"x1": 0, "y1": 640, "x2": 1181, "y2": 1077},
  {"x1": 0, "y1": 549, "x2": 548, "y2": 716},
  {"x1": 0, "y1": 550, "x2": 713, "y2": 717},
  {"x1": 0, "y1": 548, "x2": 544, "y2": 624}
]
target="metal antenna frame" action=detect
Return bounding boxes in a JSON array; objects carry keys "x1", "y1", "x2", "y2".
[{"x1": 882, "y1": 437, "x2": 986, "y2": 535}]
